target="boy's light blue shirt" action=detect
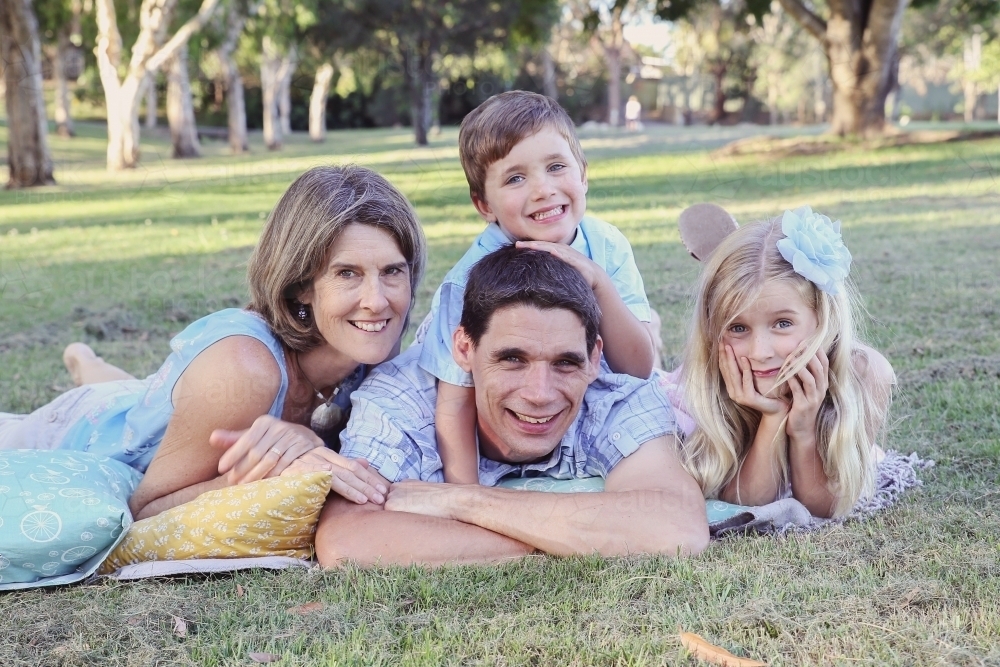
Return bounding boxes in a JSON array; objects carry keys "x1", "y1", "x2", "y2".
[{"x1": 418, "y1": 216, "x2": 651, "y2": 387}]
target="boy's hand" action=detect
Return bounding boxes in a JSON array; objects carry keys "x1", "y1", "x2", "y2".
[{"x1": 515, "y1": 240, "x2": 605, "y2": 290}]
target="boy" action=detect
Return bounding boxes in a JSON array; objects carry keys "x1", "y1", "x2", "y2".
[{"x1": 420, "y1": 91, "x2": 657, "y2": 484}]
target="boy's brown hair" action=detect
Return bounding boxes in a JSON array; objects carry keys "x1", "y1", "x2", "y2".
[{"x1": 458, "y1": 91, "x2": 587, "y2": 203}]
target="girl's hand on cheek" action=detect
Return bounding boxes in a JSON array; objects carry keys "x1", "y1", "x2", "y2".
[
  {"x1": 719, "y1": 345, "x2": 789, "y2": 416},
  {"x1": 786, "y1": 349, "x2": 829, "y2": 443}
]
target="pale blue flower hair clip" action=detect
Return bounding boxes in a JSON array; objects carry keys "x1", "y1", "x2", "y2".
[{"x1": 775, "y1": 206, "x2": 852, "y2": 296}]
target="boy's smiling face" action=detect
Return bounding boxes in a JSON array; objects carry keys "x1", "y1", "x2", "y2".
[{"x1": 472, "y1": 125, "x2": 588, "y2": 244}]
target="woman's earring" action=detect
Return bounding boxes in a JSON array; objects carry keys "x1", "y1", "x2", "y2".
[{"x1": 297, "y1": 303, "x2": 308, "y2": 321}]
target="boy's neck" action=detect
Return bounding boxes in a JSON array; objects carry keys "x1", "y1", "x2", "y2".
[{"x1": 493, "y1": 219, "x2": 582, "y2": 246}]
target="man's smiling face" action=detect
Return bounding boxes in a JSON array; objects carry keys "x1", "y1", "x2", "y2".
[{"x1": 453, "y1": 304, "x2": 602, "y2": 464}]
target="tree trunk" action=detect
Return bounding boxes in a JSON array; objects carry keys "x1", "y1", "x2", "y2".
[
  {"x1": 219, "y1": 0, "x2": 251, "y2": 154},
  {"x1": 144, "y1": 74, "x2": 158, "y2": 128},
  {"x1": 166, "y1": 46, "x2": 201, "y2": 158},
  {"x1": 0, "y1": 0, "x2": 55, "y2": 187},
  {"x1": 779, "y1": 0, "x2": 907, "y2": 137},
  {"x1": 767, "y1": 72, "x2": 779, "y2": 125},
  {"x1": 404, "y1": 47, "x2": 432, "y2": 146},
  {"x1": 711, "y1": 65, "x2": 726, "y2": 124},
  {"x1": 278, "y1": 45, "x2": 297, "y2": 137},
  {"x1": 309, "y1": 63, "x2": 335, "y2": 142},
  {"x1": 541, "y1": 47, "x2": 558, "y2": 100},
  {"x1": 261, "y1": 36, "x2": 283, "y2": 150},
  {"x1": 54, "y1": 28, "x2": 76, "y2": 138},
  {"x1": 963, "y1": 33, "x2": 982, "y2": 122},
  {"x1": 605, "y1": 47, "x2": 622, "y2": 126},
  {"x1": 599, "y1": 5, "x2": 626, "y2": 127},
  {"x1": 94, "y1": 0, "x2": 221, "y2": 170}
]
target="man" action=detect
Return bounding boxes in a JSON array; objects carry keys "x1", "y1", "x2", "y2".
[{"x1": 315, "y1": 246, "x2": 708, "y2": 566}]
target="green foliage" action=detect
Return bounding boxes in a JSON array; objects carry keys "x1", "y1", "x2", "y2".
[
  {"x1": 655, "y1": 0, "x2": 770, "y2": 25},
  {"x1": 910, "y1": 0, "x2": 1000, "y2": 27}
]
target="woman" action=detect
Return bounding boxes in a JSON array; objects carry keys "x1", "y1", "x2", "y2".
[{"x1": 0, "y1": 165, "x2": 426, "y2": 520}]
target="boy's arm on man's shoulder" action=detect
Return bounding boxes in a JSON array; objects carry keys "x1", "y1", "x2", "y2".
[
  {"x1": 592, "y1": 272, "x2": 656, "y2": 377},
  {"x1": 383, "y1": 436, "x2": 709, "y2": 558}
]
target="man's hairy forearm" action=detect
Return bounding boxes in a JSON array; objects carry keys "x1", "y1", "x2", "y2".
[
  {"x1": 315, "y1": 497, "x2": 534, "y2": 567},
  {"x1": 437, "y1": 486, "x2": 707, "y2": 557}
]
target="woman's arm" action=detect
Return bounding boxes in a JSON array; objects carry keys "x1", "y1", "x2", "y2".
[{"x1": 127, "y1": 335, "x2": 283, "y2": 519}]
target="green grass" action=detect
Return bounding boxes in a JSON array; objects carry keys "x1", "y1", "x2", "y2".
[{"x1": 1, "y1": 120, "x2": 999, "y2": 665}]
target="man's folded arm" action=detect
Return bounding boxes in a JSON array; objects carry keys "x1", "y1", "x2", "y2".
[
  {"x1": 314, "y1": 489, "x2": 534, "y2": 568},
  {"x1": 388, "y1": 436, "x2": 709, "y2": 558}
]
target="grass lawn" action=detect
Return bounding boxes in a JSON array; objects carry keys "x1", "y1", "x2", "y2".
[{"x1": 1, "y1": 119, "x2": 998, "y2": 665}]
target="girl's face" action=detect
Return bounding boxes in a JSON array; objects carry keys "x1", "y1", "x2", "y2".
[
  {"x1": 720, "y1": 280, "x2": 818, "y2": 395},
  {"x1": 299, "y1": 224, "x2": 411, "y2": 365}
]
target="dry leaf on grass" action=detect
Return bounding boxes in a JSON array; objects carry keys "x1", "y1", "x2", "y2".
[
  {"x1": 171, "y1": 616, "x2": 187, "y2": 638},
  {"x1": 249, "y1": 652, "x2": 281, "y2": 663},
  {"x1": 679, "y1": 631, "x2": 767, "y2": 667},
  {"x1": 287, "y1": 601, "x2": 325, "y2": 615},
  {"x1": 236, "y1": 584, "x2": 245, "y2": 598},
  {"x1": 900, "y1": 587, "x2": 921, "y2": 607}
]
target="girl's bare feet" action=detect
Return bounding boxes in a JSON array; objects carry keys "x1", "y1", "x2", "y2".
[{"x1": 63, "y1": 343, "x2": 136, "y2": 386}]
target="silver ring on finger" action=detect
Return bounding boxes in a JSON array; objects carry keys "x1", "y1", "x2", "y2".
[{"x1": 270, "y1": 446, "x2": 283, "y2": 457}]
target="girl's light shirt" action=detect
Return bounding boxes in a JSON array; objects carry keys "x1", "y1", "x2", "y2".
[{"x1": 418, "y1": 217, "x2": 652, "y2": 387}]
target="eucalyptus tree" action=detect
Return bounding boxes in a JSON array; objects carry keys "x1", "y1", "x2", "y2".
[
  {"x1": 93, "y1": 0, "x2": 220, "y2": 170},
  {"x1": 216, "y1": 0, "x2": 258, "y2": 152},
  {"x1": 36, "y1": 0, "x2": 83, "y2": 137},
  {"x1": 336, "y1": 0, "x2": 558, "y2": 146},
  {"x1": 241, "y1": 0, "x2": 316, "y2": 150},
  {"x1": 1, "y1": 0, "x2": 55, "y2": 187}
]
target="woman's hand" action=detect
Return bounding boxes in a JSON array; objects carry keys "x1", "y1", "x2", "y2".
[
  {"x1": 785, "y1": 348, "x2": 829, "y2": 444},
  {"x1": 280, "y1": 448, "x2": 387, "y2": 505},
  {"x1": 212, "y1": 415, "x2": 324, "y2": 483},
  {"x1": 719, "y1": 344, "x2": 789, "y2": 416},
  {"x1": 210, "y1": 415, "x2": 387, "y2": 504}
]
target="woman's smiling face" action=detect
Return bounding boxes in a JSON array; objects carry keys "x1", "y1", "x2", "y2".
[
  {"x1": 299, "y1": 224, "x2": 411, "y2": 365},
  {"x1": 720, "y1": 279, "x2": 818, "y2": 395}
]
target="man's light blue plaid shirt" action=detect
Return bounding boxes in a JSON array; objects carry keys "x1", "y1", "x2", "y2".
[
  {"x1": 340, "y1": 345, "x2": 676, "y2": 486},
  {"x1": 417, "y1": 216, "x2": 652, "y2": 388}
]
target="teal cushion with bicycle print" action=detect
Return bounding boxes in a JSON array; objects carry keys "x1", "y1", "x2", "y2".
[{"x1": 0, "y1": 450, "x2": 142, "y2": 589}]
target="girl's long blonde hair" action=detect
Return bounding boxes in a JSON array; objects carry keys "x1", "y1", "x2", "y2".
[{"x1": 680, "y1": 219, "x2": 890, "y2": 516}]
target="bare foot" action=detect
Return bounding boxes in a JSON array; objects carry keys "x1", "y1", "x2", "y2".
[{"x1": 63, "y1": 342, "x2": 99, "y2": 387}]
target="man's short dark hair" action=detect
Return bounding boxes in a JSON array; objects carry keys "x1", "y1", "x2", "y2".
[{"x1": 460, "y1": 245, "x2": 601, "y2": 351}]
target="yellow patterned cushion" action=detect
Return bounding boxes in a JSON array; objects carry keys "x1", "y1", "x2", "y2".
[{"x1": 99, "y1": 471, "x2": 331, "y2": 574}]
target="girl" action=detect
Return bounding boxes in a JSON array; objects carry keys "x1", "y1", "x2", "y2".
[{"x1": 673, "y1": 207, "x2": 895, "y2": 518}]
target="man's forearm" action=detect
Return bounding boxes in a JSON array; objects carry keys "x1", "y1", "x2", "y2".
[
  {"x1": 433, "y1": 486, "x2": 707, "y2": 557},
  {"x1": 315, "y1": 496, "x2": 534, "y2": 567}
]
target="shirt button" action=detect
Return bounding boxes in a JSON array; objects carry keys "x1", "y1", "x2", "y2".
[
  {"x1": 47, "y1": 411, "x2": 59, "y2": 423},
  {"x1": 390, "y1": 453, "x2": 401, "y2": 463},
  {"x1": 611, "y1": 432, "x2": 621, "y2": 441}
]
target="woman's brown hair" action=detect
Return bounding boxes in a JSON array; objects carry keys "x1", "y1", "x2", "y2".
[{"x1": 247, "y1": 165, "x2": 426, "y2": 351}]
